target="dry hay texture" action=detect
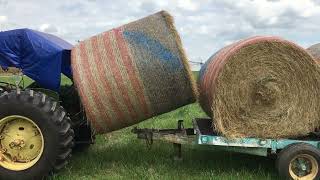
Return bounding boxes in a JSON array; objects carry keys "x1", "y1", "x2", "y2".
[
  {"x1": 307, "y1": 43, "x2": 320, "y2": 62},
  {"x1": 71, "y1": 11, "x2": 197, "y2": 134},
  {"x1": 198, "y1": 36, "x2": 320, "y2": 138}
]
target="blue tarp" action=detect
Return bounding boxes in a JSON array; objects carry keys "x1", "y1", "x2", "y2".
[{"x1": 0, "y1": 28, "x2": 73, "y2": 91}]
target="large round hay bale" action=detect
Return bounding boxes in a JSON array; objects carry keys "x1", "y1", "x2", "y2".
[
  {"x1": 198, "y1": 36, "x2": 320, "y2": 138},
  {"x1": 71, "y1": 11, "x2": 197, "y2": 134},
  {"x1": 307, "y1": 43, "x2": 320, "y2": 62}
]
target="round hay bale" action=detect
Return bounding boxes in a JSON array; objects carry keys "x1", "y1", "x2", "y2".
[
  {"x1": 307, "y1": 43, "x2": 320, "y2": 62},
  {"x1": 71, "y1": 11, "x2": 197, "y2": 134},
  {"x1": 198, "y1": 36, "x2": 320, "y2": 138}
]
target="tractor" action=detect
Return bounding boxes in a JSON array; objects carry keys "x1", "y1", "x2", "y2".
[{"x1": 0, "y1": 29, "x2": 91, "y2": 180}]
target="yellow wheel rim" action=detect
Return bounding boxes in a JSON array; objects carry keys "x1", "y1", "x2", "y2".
[
  {"x1": 0, "y1": 115, "x2": 44, "y2": 171},
  {"x1": 289, "y1": 154, "x2": 319, "y2": 180}
]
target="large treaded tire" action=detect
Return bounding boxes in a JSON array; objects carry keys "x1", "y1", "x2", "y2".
[
  {"x1": 0, "y1": 90, "x2": 74, "y2": 180},
  {"x1": 276, "y1": 143, "x2": 320, "y2": 180}
]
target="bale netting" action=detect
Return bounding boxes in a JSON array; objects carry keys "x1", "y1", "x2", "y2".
[
  {"x1": 198, "y1": 36, "x2": 320, "y2": 138},
  {"x1": 307, "y1": 43, "x2": 320, "y2": 62},
  {"x1": 71, "y1": 11, "x2": 197, "y2": 134}
]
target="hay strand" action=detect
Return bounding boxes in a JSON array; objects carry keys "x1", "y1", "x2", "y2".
[
  {"x1": 307, "y1": 43, "x2": 320, "y2": 62},
  {"x1": 71, "y1": 11, "x2": 197, "y2": 134},
  {"x1": 199, "y1": 36, "x2": 320, "y2": 138}
]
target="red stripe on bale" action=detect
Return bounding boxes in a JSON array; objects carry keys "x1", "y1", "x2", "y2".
[
  {"x1": 91, "y1": 36, "x2": 127, "y2": 127},
  {"x1": 113, "y1": 28, "x2": 151, "y2": 117},
  {"x1": 102, "y1": 32, "x2": 138, "y2": 120},
  {"x1": 71, "y1": 11, "x2": 197, "y2": 134},
  {"x1": 71, "y1": 48, "x2": 104, "y2": 132},
  {"x1": 79, "y1": 43, "x2": 113, "y2": 131}
]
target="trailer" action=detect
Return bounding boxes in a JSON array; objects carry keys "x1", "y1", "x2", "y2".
[{"x1": 133, "y1": 118, "x2": 320, "y2": 179}]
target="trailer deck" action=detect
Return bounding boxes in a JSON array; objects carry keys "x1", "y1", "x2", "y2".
[{"x1": 133, "y1": 118, "x2": 320, "y2": 179}]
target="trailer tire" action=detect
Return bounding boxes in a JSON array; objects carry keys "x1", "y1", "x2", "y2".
[
  {"x1": 0, "y1": 90, "x2": 74, "y2": 180},
  {"x1": 276, "y1": 143, "x2": 320, "y2": 180}
]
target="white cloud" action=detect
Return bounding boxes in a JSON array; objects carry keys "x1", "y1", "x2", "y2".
[
  {"x1": 0, "y1": 15, "x2": 7, "y2": 22},
  {"x1": 177, "y1": 0, "x2": 199, "y2": 11},
  {"x1": 39, "y1": 23, "x2": 58, "y2": 33}
]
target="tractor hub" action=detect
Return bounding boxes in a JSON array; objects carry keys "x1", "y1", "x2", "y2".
[{"x1": 0, "y1": 115, "x2": 44, "y2": 171}]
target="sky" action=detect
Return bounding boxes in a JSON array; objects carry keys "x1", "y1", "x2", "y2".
[{"x1": 0, "y1": 0, "x2": 320, "y2": 70}]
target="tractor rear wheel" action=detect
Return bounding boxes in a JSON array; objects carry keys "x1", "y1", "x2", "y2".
[{"x1": 0, "y1": 90, "x2": 74, "y2": 180}]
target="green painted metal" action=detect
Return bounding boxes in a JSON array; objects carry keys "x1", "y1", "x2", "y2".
[
  {"x1": 134, "y1": 119, "x2": 320, "y2": 157},
  {"x1": 0, "y1": 74, "x2": 59, "y2": 100},
  {"x1": 182, "y1": 143, "x2": 268, "y2": 156},
  {"x1": 272, "y1": 139, "x2": 320, "y2": 152},
  {"x1": 196, "y1": 134, "x2": 320, "y2": 156},
  {"x1": 198, "y1": 135, "x2": 272, "y2": 148}
]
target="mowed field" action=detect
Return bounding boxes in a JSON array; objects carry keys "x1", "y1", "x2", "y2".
[{"x1": 0, "y1": 73, "x2": 280, "y2": 180}]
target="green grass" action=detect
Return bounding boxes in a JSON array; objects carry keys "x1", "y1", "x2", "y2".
[
  {"x1": 52, "y1": 71, "x2": 279, "y2": 180},
  {"x1": 0, "y1": 73, "x2": 280, "y2": 179},
  {"x1": 51, "y1": 103, "x2": 279, "y2": 180}
]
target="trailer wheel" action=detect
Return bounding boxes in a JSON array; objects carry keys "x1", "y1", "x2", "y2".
[
  {"x1": 0, "y1": 90, "x2": 74, "y2": 180},
  {"x1": 276, "y1": 143, "x2": 320, "y2": 180}
]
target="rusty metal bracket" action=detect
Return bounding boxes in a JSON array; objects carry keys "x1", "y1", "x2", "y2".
[{"x1": 132, "y1": 120, "x2": 195, "y2": 151}]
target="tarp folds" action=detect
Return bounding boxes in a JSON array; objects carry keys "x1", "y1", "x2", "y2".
[{"x1": 0, "y1": 28, "x2": 73, "y2": 91}]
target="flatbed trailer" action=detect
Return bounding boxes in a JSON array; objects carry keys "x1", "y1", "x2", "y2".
[{"x1": 133, "y1": 118, "x2": 320, "y2": 179}]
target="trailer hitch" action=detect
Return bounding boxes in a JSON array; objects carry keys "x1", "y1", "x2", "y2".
[
  {"x1": 132, "y1": 120, "x2": 195, "y2": 160},
  {"x1": 132, "y1": 120, "x2": 188, "y2": 144},
  {"x1": 132, "y1": 127, "x2": 154, "y2": 149}
]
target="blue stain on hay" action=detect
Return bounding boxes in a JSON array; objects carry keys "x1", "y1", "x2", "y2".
[{"x1": 123, "y1": 31, "x2": 182, "y2": 71}]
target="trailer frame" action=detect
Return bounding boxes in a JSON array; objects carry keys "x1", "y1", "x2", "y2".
[{"x1": 132, "y1": 118, "x2": 320, "y2": 179}]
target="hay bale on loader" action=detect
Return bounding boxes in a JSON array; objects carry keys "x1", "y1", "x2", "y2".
[
  {"x1": 71, "y1": 11, "x2": 197, "y2": 133},
  {"x1": 198, "y1": 36, "x2": 320, "y2": 138},
  {"x1": 307, "y1": 43, "x2": 320, "y2": 62}
]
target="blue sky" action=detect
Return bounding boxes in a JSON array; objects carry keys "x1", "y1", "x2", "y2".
[{"x1": 0, "y1": 0, "x2": 319, "y2": 70}]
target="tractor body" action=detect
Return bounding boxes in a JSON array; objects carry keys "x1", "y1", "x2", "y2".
[{"x1": 0, "y1": 29, "x2": 91, "y2": 180}]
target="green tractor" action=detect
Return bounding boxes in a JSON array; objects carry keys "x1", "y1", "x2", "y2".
[{"x1": 0, "y1": 29, "x2": 92, "y2": 180}]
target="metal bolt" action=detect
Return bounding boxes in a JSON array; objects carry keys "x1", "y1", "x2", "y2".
[
  {"x1": 301, "y1": 164, "x2": 307, "y2": 171},
  {"x1": 259, "y1": 140, "x2": 267, "y2": 145},
  {"x1": 34, "y1": 131, "x2": 39, "y2": 136},
  {"x1": 201, "y1": 136, "x2": 208, "y2": 143},
  {"x1": 20, "y1": 140, "x2": 25, "y2": 148},
  {"x1": 12, "y1": 156, "x2": 17, "y2": 162}
]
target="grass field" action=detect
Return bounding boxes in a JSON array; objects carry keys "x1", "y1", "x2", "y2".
[
  {"x1": 0, "y1": 73, "x2": 280, "y2": 180},
  {"x1": 51, "y1": 103, "x2": 280, "y2": 180}
]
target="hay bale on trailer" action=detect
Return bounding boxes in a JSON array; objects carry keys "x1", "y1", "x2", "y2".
[
  {"x1": 198, "y1": 36, "x2": 320, "y2": 138},
  {"x1": 71, "y1": 11, "x2": 197, "y2": 133},
  {"x1": 307, "y1": 43, "x2": 320, "y2": 62}
]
